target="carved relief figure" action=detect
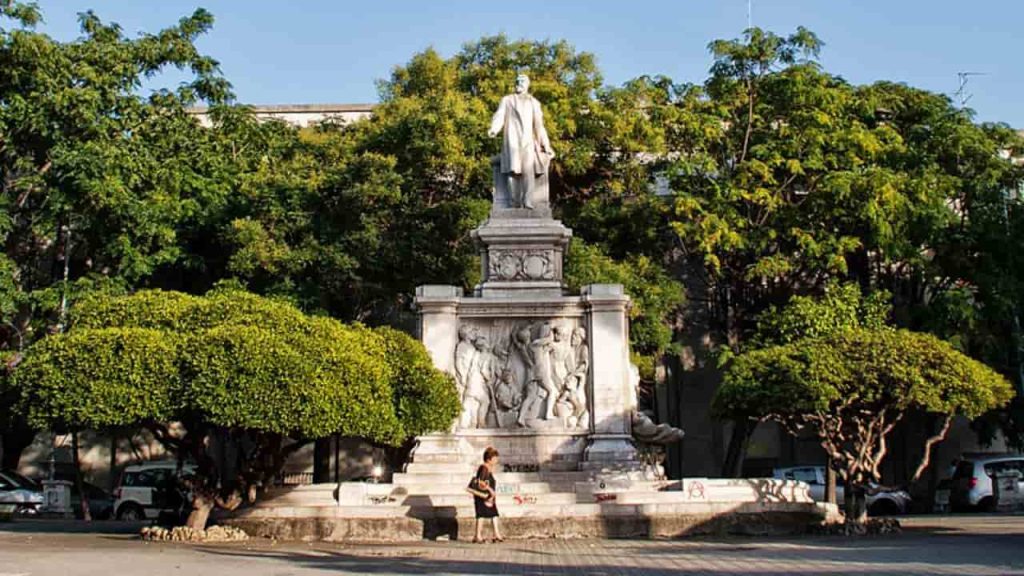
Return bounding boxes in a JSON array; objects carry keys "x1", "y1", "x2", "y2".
[
  {"x1": 565, "y1": 328, "x2": 590, "y2": 428},
  {"x1": 454, "y1": 325, "x2": 477, "y2": 400},
  {"x1": 508, "y1": 327, "x2": 533, "y2": 398},
  {"x1": 461, "y1": 336, "x2": 499, "y2": 429},
  {"x1": 550, "y1": 325, "x2": 573, "y2": 390},
  {"x1": 452, "y1": 319, "x2": 591, "y2": 430},
  {"x1": 488, "y1": 73, "x2": 554, "y2": 210},
  {"x1": 493, "y1": 368, "x2": 522, "y2": 428},
  {"x1": 528, "y1": 324, "x2": 557, "y2": 420},
  {"x1": 517, "y1": 375, "x2": 544, "y2": 428}
]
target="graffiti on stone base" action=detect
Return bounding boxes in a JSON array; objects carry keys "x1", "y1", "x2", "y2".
[
  {"x1": 503, "y1": 463, "x2": 539, "y2": 473},
  {"x1": 686, "y1": 480, "x2": 706, "y2": 500},
  {"x1": 594, "y1": 493, "x2": 617, "y2": 503},
  {"x1": 367, "y1": 495, "x2": 396, "y2": 505},
  {"x1": 513, "y1": 494, "x2": 537, "y2": 505}
]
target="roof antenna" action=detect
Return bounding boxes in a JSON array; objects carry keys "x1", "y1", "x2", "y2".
[
  {"x1": 747, "y1": 0, "x2": 753, "y2": 30},
  {"x1": 955, "y1": 71, "x2": 985, "y2": 108}
]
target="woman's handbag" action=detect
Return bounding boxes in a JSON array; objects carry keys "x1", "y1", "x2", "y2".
[{"x1": 466, "y1": 476, "x2": 491, "y2": 500}]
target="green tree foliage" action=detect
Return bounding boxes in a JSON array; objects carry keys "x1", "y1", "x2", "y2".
[
  {"x1": 563, "y1": 239, "x2": 683, "y2": 374},
  {"x1": 714, "y1": 289, "x2": 1014, "y2": 521},
  {"x1": 13, "y1": 289, "x2": 458, "y2": 529},
  {"x1": 751, "y1": 281, "x2": 890, "y2": 347},
  {"x1": 662, "y1": 27, "x2": 1024, "y2": 344},
  {"x1": 656, "y1": 27, "x2": 1024, "y2": 459},
  {"x1": 0, "y1": 2, "x2": 234, "y2": 464}
]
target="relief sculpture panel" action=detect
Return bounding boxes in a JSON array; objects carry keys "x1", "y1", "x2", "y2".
[
  {"x1": 488, "y1": 249, "x2": 557, "y2": 281},
  {"x1": 454, "y1": 318, "x2": 589, "y2": 430}
]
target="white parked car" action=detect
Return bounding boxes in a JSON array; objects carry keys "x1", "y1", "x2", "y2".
[
  {"x1": 0, "y1": 469, "x2": 44, "y2": 516},
  {"x1": 113, "y1": 461, "x2": 195, "y2": 521},
  {"x1": 774, "y1": 466, "x2": 912, "y2": 515},
  {"x1": 949, "y1": 454, "x2": 1024, "y2": 511}
]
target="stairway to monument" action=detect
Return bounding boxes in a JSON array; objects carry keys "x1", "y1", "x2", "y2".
[
  {"x1": 230, "y1": 468, "x2": 829, "y2": 542},
  {"x1": 230, "y1": 429, "x2": 825, "y2": 540}
]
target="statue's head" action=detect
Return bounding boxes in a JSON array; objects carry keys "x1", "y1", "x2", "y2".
[
  {"x1": 474, "y1": 335, "x2": 491, "y2": 351},
  {"x1": 515, "y1": 73, "x2": 530, "y2": 94},
  {"x1": 458, "y1": 324, "x2": 473, "y2": 341},
  {"x1": 537, "y1": 323, "x2": 552, "y2": 338},
  {"x1": 553, "y1": 326, "x2": 568, "y2": 342},
  {"x1": 572, "y1": 327, "x2": 587, "y2": 346},
  {"x1": 515, "y1": 327, "x2": 531, "y2": 344}
]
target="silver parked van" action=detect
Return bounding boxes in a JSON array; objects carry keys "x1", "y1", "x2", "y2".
[
  {"x1": 113, "y1": 461, "x2": 195, "y2": 520},
  {"x1": 949, "y1": 454, "x2": 1024, "y2": 511}
]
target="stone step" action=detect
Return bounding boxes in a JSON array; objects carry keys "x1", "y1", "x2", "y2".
[
  {"x1": 227, "y1": 500, "x2": 831, "y2": 541},
  {"x1": 242, "y1": 500, "x2": 824, "y2": 522},
  {"x1": 392, "y1": 472, "x2": 537, "y2": 485},
  {"x1": 399, "y1": 492, "x2": 578, "y2": 507},
  {"x1": 240, "y1": 502, "x2": 651, "y2": 520},
  {"x1": 407, "y1": 453, "x2": 466, "y2": 464},
  {"x1": 393, "y1": 471, "x2": 593, "y2": 486},
  {"x1": 257, "y1": 483, "x2": 577, "y2": 508},
  {"x1": 398, "y1": 481, "x2": 573, "y2": 496},
  {"x1": 404, "y1": 462, "x2": 590, "y2": 476},
  {"x1": 573, "y1": 480, "x2": 673, "y2": 495},
  {"x1": 403, "y1": 462, "x2": 476, "y2": 474}
]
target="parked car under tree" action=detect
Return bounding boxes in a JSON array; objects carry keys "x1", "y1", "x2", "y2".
[
  {"x1": 0, "y1": 469, "x2": 44, "y2": 516},
  {"x1": 774, "y1": 466, "x2": 912, "y2": 516},
  {"x1": 949, "y1": 454, "x2": 1024, "y2": 512}
]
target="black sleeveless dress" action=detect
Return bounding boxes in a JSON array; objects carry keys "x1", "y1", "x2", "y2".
[{"x1": 471, "y1": 465, "x2": 499, "y2": 519}]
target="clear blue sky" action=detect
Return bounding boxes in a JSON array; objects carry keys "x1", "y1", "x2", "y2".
[{"x1": 30, "y1": 0, "x2": 1024, "y2": 127}]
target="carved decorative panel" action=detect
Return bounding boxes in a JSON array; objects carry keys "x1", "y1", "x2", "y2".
[
  {"x1": 487, "y1": 249, "x2": 558, "y2": 281},
  {"x1": 453, "y1": 318, "x2": 589, "y2": 431}
]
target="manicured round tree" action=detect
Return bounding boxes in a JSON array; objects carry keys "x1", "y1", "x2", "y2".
[
  {"x1": 714, "y1": 328, "x2": 1014, "y2": 522},
  {"x1": 13, "y1": 288, "x2": 457, "y2": 530}
]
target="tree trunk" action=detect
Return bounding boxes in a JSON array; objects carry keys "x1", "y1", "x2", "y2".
[
  {"x1": 185, "y1": 494, "x2": 214, "y2": 532},
  {"x1": 71, "y1": 431, "x2": 92, "y2": 522},
  {"x1": 313, "y1": 438, "x2": 332, "y2": 483},
  {"x1": 844, "y1": 484, "x2": 868, "y2": 524},
  {"x1": 825, "y1": 457, "x2": 837, "y2": 505},
  {"x1": 721, "y1": 419, "x2": 754, "y2": 478},
  {"x1": 108, "y1": 431, "x2": 118, "y2": 493},
  {"x1": 0, "y1": 426, "x2": 35, "y2": 469}
]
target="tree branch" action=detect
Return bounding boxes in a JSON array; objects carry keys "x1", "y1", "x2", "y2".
[{"x1": 910, "y1": 414, "x2": 954, "y2": 483}]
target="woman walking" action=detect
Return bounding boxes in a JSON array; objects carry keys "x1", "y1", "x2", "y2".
[{"x1": 467, "y1": 446, "x2": 504, "y2": 543}]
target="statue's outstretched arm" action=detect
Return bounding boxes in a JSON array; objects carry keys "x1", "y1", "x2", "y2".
[
  {"x1": 488, "y1": 97, "x2": 507, "y2": 137},
  {"x1": 533, "y1": 99, "x2": 554, "y2": 156}
]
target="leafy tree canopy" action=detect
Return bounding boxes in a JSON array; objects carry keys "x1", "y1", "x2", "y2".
[
  {"x1": 714, "y1": 286, "x2": 1014, "y2": 520},
  {"x1": 12, "y1": 288, "x2": 459, "y2": 528}
]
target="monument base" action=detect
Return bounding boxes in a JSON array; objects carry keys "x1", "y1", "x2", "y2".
[{"x1": 226, "y1": 478, "x2": 833, "y2": 542}]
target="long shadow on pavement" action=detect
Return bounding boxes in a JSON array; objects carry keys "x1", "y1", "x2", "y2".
[{"x1": 191, "y1": 533, "x2": 1024, "y2": 576}]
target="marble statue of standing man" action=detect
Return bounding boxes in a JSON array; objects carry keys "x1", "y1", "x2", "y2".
[{"x1": 488, "y1": 73, "x2": 555, "y2": 210}]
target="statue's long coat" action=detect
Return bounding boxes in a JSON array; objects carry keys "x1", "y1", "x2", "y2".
[{"x1": 489, "y1": 93, "x2": 553, "y2": 176}]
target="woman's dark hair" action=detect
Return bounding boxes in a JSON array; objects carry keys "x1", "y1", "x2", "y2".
[{"x1": 483, "y1": 446, "x2": 500, "y2": 462}]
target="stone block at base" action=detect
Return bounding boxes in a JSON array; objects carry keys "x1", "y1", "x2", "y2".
[
  {"x1": 224, "y1": 502, "x2": 829, "y2": 542},
  {"x1": 225, "y1": 516, "x2": 425, "y2": 543}
]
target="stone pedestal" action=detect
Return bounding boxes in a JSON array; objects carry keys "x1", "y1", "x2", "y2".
[
  {"x1": 42, "y1": 480, "x2": 73, "y2": 517},
  {"x1": 580, "y1": 284, "x2": 638, "y2": 469},
  {"x1": 471, "y1": 216, "x2": 571, "y2": 298},
  {"x1": 414, "y1": 285, "x2": 462, "y2": 374},
  {"x1": 413, "y1": 203, "x2": 639, "y2": 473}
]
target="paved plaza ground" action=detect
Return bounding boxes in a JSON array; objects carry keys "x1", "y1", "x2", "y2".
[{"x1": 1, "y1": 515, "x2": 1022, "y2": 575}]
